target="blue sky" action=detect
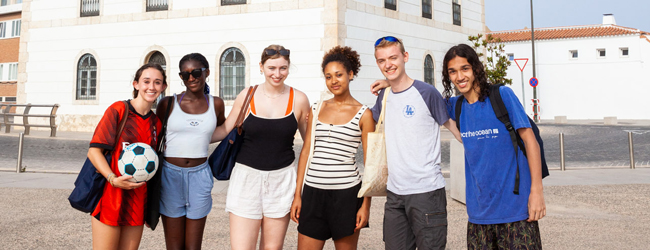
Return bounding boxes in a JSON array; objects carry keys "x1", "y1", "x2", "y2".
[{"x1": 484, "y1": 0, "x2": 650, "y2": 32}]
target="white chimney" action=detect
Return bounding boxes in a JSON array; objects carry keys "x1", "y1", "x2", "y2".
[{"x1": 603, "y1": 14, "x2": 616, "y2": 25}]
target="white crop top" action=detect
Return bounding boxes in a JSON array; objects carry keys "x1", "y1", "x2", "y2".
[{"x1": 164, "y1": 94, "x2": 217, "y2": 158}]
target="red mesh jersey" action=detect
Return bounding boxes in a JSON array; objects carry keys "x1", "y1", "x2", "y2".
[{"x1": 90, "y1": 101, "x2": 161, "y2": 226}]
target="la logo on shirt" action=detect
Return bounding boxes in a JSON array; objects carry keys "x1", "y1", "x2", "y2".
[{"x1": 403, "y1": 105, "x2": 415, "y2": 118}]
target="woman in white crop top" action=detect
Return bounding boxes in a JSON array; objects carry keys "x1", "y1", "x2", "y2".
[
  {"x1": 290, "y1": 46, "x2": 375, "y2": 249},
  {"x1": 155, "y1": 53, "x2": 226, "y2": 250}
]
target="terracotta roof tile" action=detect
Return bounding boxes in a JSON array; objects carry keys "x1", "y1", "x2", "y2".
[{"x1": 487, "y1": 25, "x2": 650, "y2": 43}]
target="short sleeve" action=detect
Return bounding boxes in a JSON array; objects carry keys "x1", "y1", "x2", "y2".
[
  {"x1": 90, "y1": 102, "x2": 126, "y2": 150},
  {"x1": 499, "y1": 86, "x2": 531, "y2": 130},
  {"x1": 413, "y1": 81, "x2": 449, "y2": 125},
  {"x1": 447, "y1": 96, "x2": 459, "y2": 121},
  {"x1": 370, "y1": 89, "x2": 386, "y2": 122}
]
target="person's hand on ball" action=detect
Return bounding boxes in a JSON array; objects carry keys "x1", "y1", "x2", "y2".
[{"x1": 113, "y1": 175, "x2": 145, "y2": 190}]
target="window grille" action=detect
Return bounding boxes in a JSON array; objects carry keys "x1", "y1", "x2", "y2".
[
  {"x1": 220, "y1": 48, "x2": 246, "y2": 101},
  {"x1": 8, "y1": 63, "x2": 17, "y2": 80},
  {"x1": 80, "y1": 0, "x2": 100, "y2": 17},
  {"x1": 424, "y1": 55, "x2": 434, "y2": 86},
  {"x1": 453, "y1": 0, "x2": 461, "y2": 26},
  {"x1": 76, "y1": 54, "x2": 98, "y2": 100},
  {"x1": 11, "y1": 20, "x2": 20, "y2": 37},
  {"x1": 147, "y1": 51, "x2": 167, "y2": 106},
  {"x1": 222, "y1": 0, "x2": 246, "y2": 5},
  {"x1": 422, "y1": 0, "x2": 432, "y2": 19},
  {"x1": 385, "y1": 0, "x2": 397, "y2": 10},
  {"x1": 0, "y1": 22, "x2": 6, "y2": 38},
  {"x1": 147, "y1": 0, "x2": 168, "y2": 12}
]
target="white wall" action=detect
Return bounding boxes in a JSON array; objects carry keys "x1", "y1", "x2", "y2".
[
  {"x1": 344, "y1": 0, "x2": 484, "y2": 105},
  {"x1": 502, "y1": 35, "x2": 650, "y2": 120},
  {"x1": 25, "y1": 0, "x2": 327, "y2": 131},
  {"x1": 24, "y1": 0, "x2": 485, "y2": 131}
]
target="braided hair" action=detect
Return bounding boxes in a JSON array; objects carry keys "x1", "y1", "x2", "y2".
[{"x1": 179, "y1": 53, "x2": 210, "y2": 95}]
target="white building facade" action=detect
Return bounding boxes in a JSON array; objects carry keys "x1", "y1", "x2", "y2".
[
  {"x1": 489, "y1": 15, "x2": 650, "y2": 120},
  {"x1": 19, "y1": 0, "x2": 485, "y2": 131}
]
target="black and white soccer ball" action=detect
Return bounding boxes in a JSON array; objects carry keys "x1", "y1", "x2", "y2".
[{"x1": 118, "y1": 142, "x2": 158, "y2": 183}]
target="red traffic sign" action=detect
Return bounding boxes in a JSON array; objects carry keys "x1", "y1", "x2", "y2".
[
  {"x1": 529, "y1": 77, "x2": 539, "y2": 87},
  {"x1": 514, "y1": 58, "x2": 528, "y2": 72}
]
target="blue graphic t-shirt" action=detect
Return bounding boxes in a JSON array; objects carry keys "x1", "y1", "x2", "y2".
[{"x1": 447, "y1": 86, "x2": 532, "y2": 224}]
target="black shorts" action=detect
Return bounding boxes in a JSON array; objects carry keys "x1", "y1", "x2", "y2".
[{"x1": 297, "y1": 183, "x2": 368, "y2": 240}]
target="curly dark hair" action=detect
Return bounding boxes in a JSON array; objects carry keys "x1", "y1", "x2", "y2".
[
  {"x1": 321, "y1": 46, "x2": 361, "y2": 77},
  {"x1": 179, "y1": 53, "x2": 210, "y2": 94},
  {"x1": 441, "y1": 44, "x2": 490, "y2": 102}
]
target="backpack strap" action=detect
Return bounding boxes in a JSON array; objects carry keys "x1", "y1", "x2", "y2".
[
  {"x1": 454, "y1": 96, "x2": 464, "y2": 131},
  {"x1": 488, "y1": 84, "x2": 521, "y2": 195}
]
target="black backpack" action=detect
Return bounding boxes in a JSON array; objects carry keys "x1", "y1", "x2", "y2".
[{"x1": 454, "y1": 84, "x2": 549, "y2": 195}]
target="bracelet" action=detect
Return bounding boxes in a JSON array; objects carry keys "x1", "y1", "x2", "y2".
[{"x1": 107, "y1": 173, "x2": 116, "y2": 187}]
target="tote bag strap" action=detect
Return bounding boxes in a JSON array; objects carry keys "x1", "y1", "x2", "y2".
[
  {"x1": 301, "y1": 97, "x2": 325, "y2": 195},
  {"x1": 236, "y1": 85, "x2": 258, "y2": 134},
  {"x1": 375, "y1": 87, "x2": 390, "y2": 133}
]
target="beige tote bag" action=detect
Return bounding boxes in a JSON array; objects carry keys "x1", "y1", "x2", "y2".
[{"x1": 357, "y1": 87, "x2": 390, "y2": 197}]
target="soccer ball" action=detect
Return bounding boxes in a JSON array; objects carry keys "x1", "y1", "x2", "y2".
[{"x1": 118, "y1": 142, "x2": 158, "y2": 183}]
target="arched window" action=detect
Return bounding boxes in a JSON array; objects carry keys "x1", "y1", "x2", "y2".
[
  {"x1": 76, "y1": 54, "x2": 97, "y2": 100},
  {"x1": 147, "y1": 51, "x2": 166, "y2": 105},
  {"x1": 424, "y1": 55, "x2": 434, "y2": 86},
  {"x1": 220, "y1": 47, "x2": 246, "y2": 101}
]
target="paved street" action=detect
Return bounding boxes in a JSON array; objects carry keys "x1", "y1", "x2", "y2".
[
  {"x1": 1, "y1": 122, "x2": 648, "y2": 172},
  {"x1": 0, "y1": 122, "x2": 649, "y2": 249}
]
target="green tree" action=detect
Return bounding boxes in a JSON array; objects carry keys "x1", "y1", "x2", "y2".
[{"x1": 468, "y1": 34, "x2": 513, "y2": 85}]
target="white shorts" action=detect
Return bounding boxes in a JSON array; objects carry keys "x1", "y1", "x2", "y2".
[{"x1": 225, "y1": 162, "x2": 297, "y2": 220}]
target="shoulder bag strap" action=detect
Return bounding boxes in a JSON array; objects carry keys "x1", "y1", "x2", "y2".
[
  {"x1": 113, "y1": 101, "x2": 129, "y2": 150},
  {"x1": 375, "y1": 87, "x2": 391, "y2": 133},
  {"x1": 301, "y1": 97, "x2": 326, "y2": 195},
  {"x1": 156, "y1": 97, "x2": 173, "y2": 153},
  {"x1": 236, "y1": 85, "x2": 258, "y2": 134},
  {"x1": 455, "y1": 96, "x2": 465, "y2": 131},
  {"x1": 488, "y1": 85, "x2": 521, "y2": 195}
]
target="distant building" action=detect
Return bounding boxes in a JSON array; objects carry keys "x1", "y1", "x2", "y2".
[
  {"x1": 19, "y1": 0, "x2": 486, "y2": 132},
  {"x1": 0, "y1": 0, "x2": 22, "y2": 104},
  {"x1": 489, "y1": 14, "x2": 650, "y2": 120}
]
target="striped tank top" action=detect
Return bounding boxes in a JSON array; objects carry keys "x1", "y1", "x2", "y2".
[{"x1": 305, "y1": 105, "x2": 368, "y2": 190}]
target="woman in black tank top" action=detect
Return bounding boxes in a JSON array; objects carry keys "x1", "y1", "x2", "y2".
[{"x1": 211, "y1": 45, "x2": 310, "y2": 250}]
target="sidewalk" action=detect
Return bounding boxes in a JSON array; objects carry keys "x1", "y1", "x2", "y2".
[{"x1": 1, "y1": 168, "x2": 649, "y2": 249}]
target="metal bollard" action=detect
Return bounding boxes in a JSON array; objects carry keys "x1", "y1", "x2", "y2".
[
  {"x1": 560, "y1": 133, "x2": 566, "y2": 171},
  {"x1": 629, "y1": 132, "x2": 635, "y2": 169},
  {"x1": 16, "y1": 132, "x2": 25, "y2": 173}
]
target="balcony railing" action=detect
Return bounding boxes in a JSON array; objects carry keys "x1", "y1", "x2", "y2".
[
  {"x1": 80, "y1": 0, "x2": 99, "y2": 17},
  {"x1": 147, "y1": 0, "x2": 168, "y2": 12}
]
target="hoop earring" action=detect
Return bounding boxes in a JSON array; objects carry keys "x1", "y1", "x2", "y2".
[{"x1": 260, "y1": 70, "x2": 263, "y2": 75}]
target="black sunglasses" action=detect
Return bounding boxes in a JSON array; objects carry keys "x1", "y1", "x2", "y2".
[
  {"x1": 179, "y1": 68, "x2": 206, "y2": 81},
  {"x1": 264, "y1": 49, "x2": 290, "y2": 56},
  {"x1": 374, "y1": 36, "x2": 400, "y2": 47}
]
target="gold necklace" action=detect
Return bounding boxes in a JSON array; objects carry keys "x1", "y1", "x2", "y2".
[{"x1": 262, "y1": 84, "x2": 285, "y2": 99}]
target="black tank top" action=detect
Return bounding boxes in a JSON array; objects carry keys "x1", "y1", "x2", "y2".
[{"x1": 235, "y1": 88, "x2": 298, "y2": 171}]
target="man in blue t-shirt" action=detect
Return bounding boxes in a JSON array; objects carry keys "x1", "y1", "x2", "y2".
[
  {"x1": 442, "y1": 44, "x2": 546, "y2": 249},
  {"x1": 370, "y1": 36, "x2": 461, "y2": 250}
]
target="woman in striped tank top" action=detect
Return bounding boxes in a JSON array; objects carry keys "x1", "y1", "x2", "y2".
[{"x1": 291, "y1": 46, "x2": 375, "y2": 249}]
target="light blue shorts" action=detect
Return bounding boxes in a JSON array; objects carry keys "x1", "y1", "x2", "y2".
[{"x1": 159, "y1": 160, "x2": 213, "y2": 219}]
